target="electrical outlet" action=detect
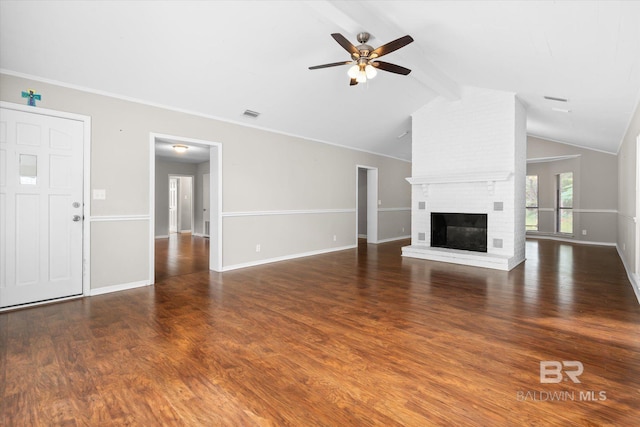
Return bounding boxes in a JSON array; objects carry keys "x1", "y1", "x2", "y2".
[
  {"x1": 582, "y1": 229, "x2": 587, "y2": 236},
  {"x1": 256, "y1": 244, "x2": 261, "y2": 252},
  {"x1": 378, "y1": 200, "x2": 382, "y2": 205},
  {"x1": 333, "y1": 235, "x2": 337, "y2": 242},
  {"x1": 402, "y1": 227, "x2": 405, "y2": 233}
]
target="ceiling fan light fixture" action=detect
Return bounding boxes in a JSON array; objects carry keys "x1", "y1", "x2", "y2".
[
  {"x1": 356, "y1": 69, "x2": 368, "y2": 83},
  {"x1": 173, "y1": 144, "x2": 189, "y2": 153},
  {"x1": 347, "y1": 64, "x2": 359, "y2": 79},
  {"x1": 365, "y1": 64, "x2": 377, "y2": 79}
]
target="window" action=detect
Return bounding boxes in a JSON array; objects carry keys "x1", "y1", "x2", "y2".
[
  {"x1": 525, "y1": 175, "x2": 538, "y2": 231},
  {"x1": 557, "y1": 172, "x2": 573, "y2": 234}
]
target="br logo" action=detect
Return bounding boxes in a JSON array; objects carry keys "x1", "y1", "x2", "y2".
[{"x1": 540, "y1": 361, "x2": 584, "y2": 383}]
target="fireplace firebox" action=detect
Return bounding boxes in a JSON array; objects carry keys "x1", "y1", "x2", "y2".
[{"x1": 431, "y1": 213, "x2": 487, "y2": 253}]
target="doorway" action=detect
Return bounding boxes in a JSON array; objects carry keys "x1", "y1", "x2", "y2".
[
  {"x1": 356, "y1": 165, "x2": 378, "y2": 243},
  {"x1": 168, "y1": 175, "x2": 194, "y2": 235},
  {"x1": 0, "y1": 102, "x2": 90, "y2": 309},
  {"x1": 150, "y1": 133, "x2": 222, "y2": 283}
]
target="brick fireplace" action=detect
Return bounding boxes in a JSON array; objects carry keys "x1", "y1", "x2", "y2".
[{"x1": 402, "y1": 87, "x2": 527, "y2": 271}]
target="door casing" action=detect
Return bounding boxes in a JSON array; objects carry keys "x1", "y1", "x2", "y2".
[
  {"x1": 0, "y1": 101, "x2": 91, "y2": 311},
  {"x1": 149, "y1": 133, "x2": 222, "y2": 278}
]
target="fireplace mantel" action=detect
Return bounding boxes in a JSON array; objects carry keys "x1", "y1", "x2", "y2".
[
  {"x1": 406, "y1": 171, "x2": 512, "y2": 196},
  {"x1": 406, "y1": 171, "x2": 512, "y2": 186}
]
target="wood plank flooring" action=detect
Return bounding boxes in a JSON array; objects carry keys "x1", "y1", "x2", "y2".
[{"x1": 1, "y1": 235, "x2": 639, "y2": 426}]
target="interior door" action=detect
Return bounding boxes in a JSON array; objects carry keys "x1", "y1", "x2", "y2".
[
  {"x1": 0, "y1": 107, "x2": 84, "y2": 308},
  {"x1": 169, "y1": 177, "x2": 177, "y2": 233},
  {"x1": 203, "y1": 173, "x2": 210, "y2": 237}
]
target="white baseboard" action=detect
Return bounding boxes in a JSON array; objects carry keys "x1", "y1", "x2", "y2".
[
  {"x1": 222, "y1": 245, "x2": 357, "y2": 272},
  {"x1": 0, "y1": 294, "x2": 83, "y2": 313},
  {"x1": 376, "y1": 235, "x2": 411, "y2": 244},
  {"x1": 89, "y1": 280, "x2": 151, "y2": 296},
  {"x1": 616, "y1": 244, "x2": 640, "y2": 304},
  {"x1": 155, "y1": 235, "x2": 169, "y2": 239},
  {"x1": 358, "y1": 234, "x2": 367, "y2": 239},
  {"x1": 526, "y1": 233, "x2": 616, "y2": 247}
]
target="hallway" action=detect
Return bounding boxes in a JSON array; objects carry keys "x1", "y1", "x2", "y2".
[{"x1": 154, "y1": 234, "x2": 209, "y2": 282}]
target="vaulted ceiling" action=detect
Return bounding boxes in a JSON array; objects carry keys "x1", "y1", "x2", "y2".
[{"x1": 1, "y1": 1, "x2": 639, "y2": 161}]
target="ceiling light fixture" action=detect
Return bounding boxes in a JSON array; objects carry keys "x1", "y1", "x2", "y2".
[
  {"x1": 397, "y1": 130, "x2": 410, "y2": 139},
  {"x1": 551, "y1": 107, "x2": 571, "y2": 113},
  {"x1": 173, "y1": 144, "x2": 189, "y2": 153}
]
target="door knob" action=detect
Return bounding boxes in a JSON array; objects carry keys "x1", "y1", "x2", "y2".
[{"x1": 72, "y1": 215, "x2": 82, "y2": 222}]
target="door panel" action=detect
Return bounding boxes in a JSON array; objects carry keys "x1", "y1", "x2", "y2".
[
  {"x1": 49, "y1": 194, "x2": 72, "y2": 281},
  {"x1": 15, "y1": 193, "x2": 39, "y2": 285},
  {"x1": 0, "y1": 107, "x2": 84, "y2": 308}
]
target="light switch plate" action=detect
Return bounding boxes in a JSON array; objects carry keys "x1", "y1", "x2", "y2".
[{"x1": 93, "y1": 189, "x2": 106, "y2": 200}]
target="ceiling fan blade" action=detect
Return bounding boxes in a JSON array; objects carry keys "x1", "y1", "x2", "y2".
[
  {"x1": 370, "y1": 35, "x2": 414, "y2": 58},
  {"x1": 350, "y1": 78, "x2": 358, "y2": 86},
  {"x1": 331, "y1": 33, "x2": 360, "y2": 58},
  {"x1": 372, "y1": 61, "x2": 412, "y2": 75},
  {"x1": 309, "y1": 61, "x2": 353, "y2": 70}
]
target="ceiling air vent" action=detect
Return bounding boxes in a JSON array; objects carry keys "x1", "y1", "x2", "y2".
[
  {"x1": 243, "y1": 109, "x2": 260, "y2": 118},
  {"x1": 544, "y1": 96, "x2": 568, "y2": 102}
]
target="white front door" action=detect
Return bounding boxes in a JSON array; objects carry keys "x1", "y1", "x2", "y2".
[
  {"x1": 0, "y1": 107, "x2": 84, "y2": 308},
  {"x1": 203, "y1": 173, "x2": 210, "y2": 237}
]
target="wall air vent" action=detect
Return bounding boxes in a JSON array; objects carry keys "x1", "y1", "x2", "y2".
[
  {"x1": 543, "y1": 96, "x2": 568, "y2": 102},
  {"x1": 243, "y1": 109, "x2": 261, "y2": 118}
]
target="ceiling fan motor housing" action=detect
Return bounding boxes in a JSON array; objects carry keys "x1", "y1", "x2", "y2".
[{"x1": 354, "y1": 32, "x2": 373, "y2": 59}]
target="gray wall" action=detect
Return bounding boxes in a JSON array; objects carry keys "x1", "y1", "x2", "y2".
[
  {"x1": 0, "y1": 73, "x2": 411, "y2": 289},
  {"x1": 527, "y1": 136, "x2": 617, "y2": 244},
  {"x1": 178, "y1": 176, "x2": 192, "y2": 232}
]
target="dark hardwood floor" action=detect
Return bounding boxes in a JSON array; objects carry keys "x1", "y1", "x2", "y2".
[{"x1": 1, "y1": 236, "x2": 639, "y2": 426}]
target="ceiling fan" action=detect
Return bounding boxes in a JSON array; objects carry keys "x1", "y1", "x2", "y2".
[{"x1": 309, "y1": 32, "x2": 414, "y2": 86}]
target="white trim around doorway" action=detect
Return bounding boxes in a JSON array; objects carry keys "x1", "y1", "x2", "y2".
[{"x1": 149, "y1": 133, "x2": 223, "y2": 283}]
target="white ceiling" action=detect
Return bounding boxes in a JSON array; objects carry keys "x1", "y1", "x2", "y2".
[
  {"x1": 155, "y1": 139, "x2": 210, "y2": 164},
  {"x1": 1, "y1": 1, "x2": 639, "y2": 160}
]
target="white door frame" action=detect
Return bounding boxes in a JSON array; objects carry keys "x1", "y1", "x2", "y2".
[
  {"x1": 202, "y1": 173, "x2": 210, "y2": 237},
  {"x1": 356, "y1": 165, "x2": 378, "y2": 244},
  {"x1": 636, "y1": 133, "x2": 640, "y2": 278},
  {"x1": 149, "y1": 133, "x2": 222, "y2": 279},
  {"x1": 0, "y1": 101, "x2": 92, "y2": 303}
]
